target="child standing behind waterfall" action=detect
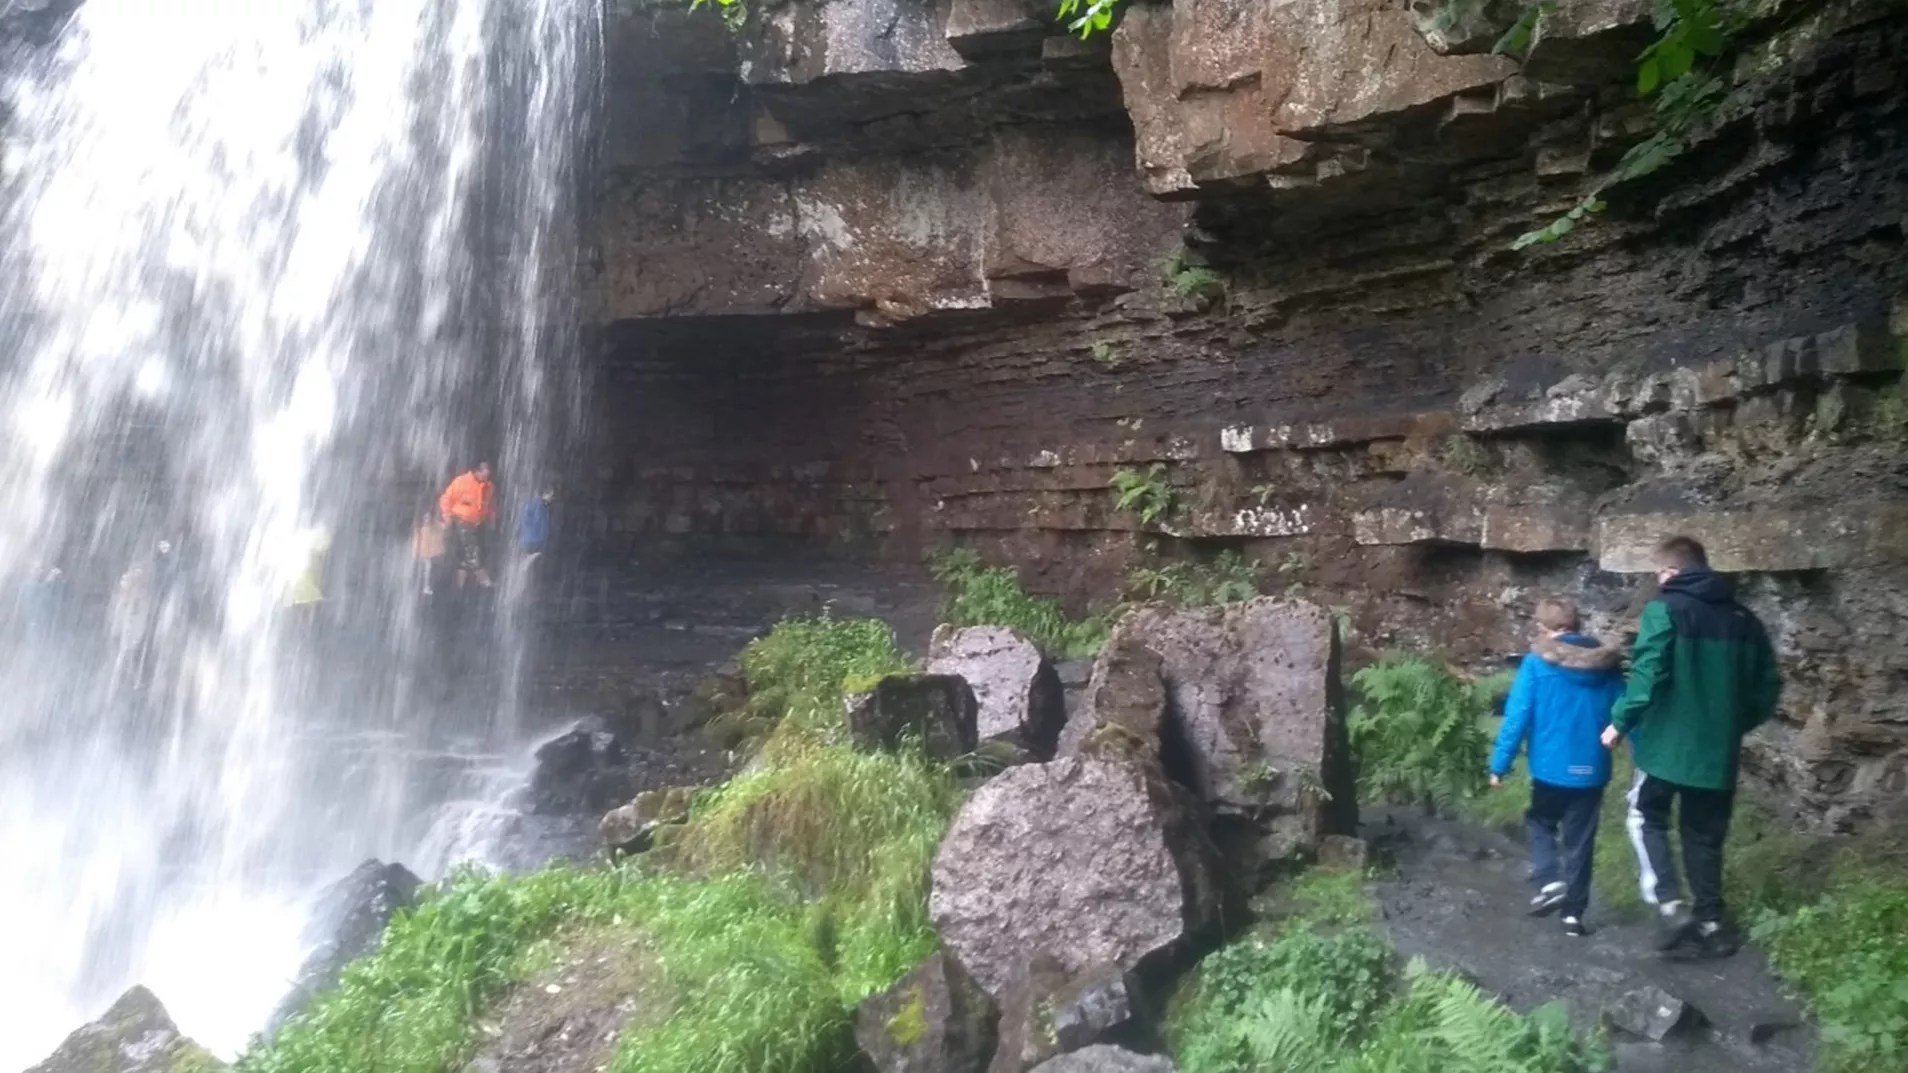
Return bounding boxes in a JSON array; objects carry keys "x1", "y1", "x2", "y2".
[
  {"x1": 1489, "y1": 597, "x2": 1624, "y2": 937},
  {"x1": 413, "y1": 509, "x2": 445, "y2": 596}
]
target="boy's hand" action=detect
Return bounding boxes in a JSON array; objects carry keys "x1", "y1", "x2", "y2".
[
  {"x1": 1600, "y1": 725, "x2": 1622, "y2": 749},
  {"x1": 1489, "y1": 775, "x2": 1502, "y2": 789}
]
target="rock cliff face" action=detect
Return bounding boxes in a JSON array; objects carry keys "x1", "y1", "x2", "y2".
[{"x1": 586, "y1": 0, "x2": 1908, "y2": 828}]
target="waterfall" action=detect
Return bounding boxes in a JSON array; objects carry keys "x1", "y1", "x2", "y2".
[{"x1": 0, "y1": 0, "x2": 592, "y2": 1063}]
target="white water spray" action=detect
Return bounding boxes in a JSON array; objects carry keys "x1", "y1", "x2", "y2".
[{"x1": 0, "y1": 0, "x2": 590, "y2": 1063}]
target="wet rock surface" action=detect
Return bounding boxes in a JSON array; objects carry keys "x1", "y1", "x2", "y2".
[
  {"x1": 930, "y1": 755, "x2": 1222, "y2": 996},
  {"x1": 856, "y1": 952, "x2": 1001, "y2": 1073},
  {"x1": 847, "y1": 674, "x2": 981, "y2": 759},
  {"x1": 527, "y1": 717, "x2": 638, "y2": 816},
  {"x1": 269, "y1": 859, "x2": 422, "y2": 1032},
  {"x1": 927, "y1": 625, "x2": 1066, "y2": 755},
  {"x1": 26, "y1": 986, "x2": 219, "y2": 1073},
  {"x1": 1371, "y1": 811, "x2": 1813, "y2": 1072},
  {"x1": 1107, "y1": 598, "x2": 1354, "y2": 845},
  {"x1": 989, "y1": 956, "x2": 1150, "y2": 1073},
  {"x1": 1056, "y1": 636, "x2": 1165, "y2": 761},
  {"x1": 1026, "y1": 1045, "x2": 1177, "y2": 1073}
]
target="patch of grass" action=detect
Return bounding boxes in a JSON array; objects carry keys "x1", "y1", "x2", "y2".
[
  {"x1": 1347, "y1": 656, "x2": 1495, "y2": 813},
  {"x1": 611, "y1": 874, "x2": 853, "y2": 1073},
  {"x1": 1251, "y1": 865, "x2": 1375, "y2": 931},
  {"x1": 672, "y1": 739, "x2": 962, "y2": 1001},
  {"x1": 242, "y1": 865, "x2": 635, "y2": 1073},
  {"x1": 928, "y1": 548, "x2": 1109, "y2": 659},
  {"x1": 1754, "y1": 880, "x2": 1908, "y2": 1073},
  {"x1": 735, "y1": 614, "x2": 912, "y2": 742}
]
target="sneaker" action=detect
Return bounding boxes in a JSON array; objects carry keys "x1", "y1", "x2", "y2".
[
  {"x1": 1689, "y1": 920, "x2": 1741, "y2": 959},
  {"x1": 1562, "y1": 916, "x2": 1590, "y2": 937},
  {"x1": 1528, "y1": 882, "x2": 1567, "y2": 917},
  {"x1": 1655, "y1": 900, "x2": 1699, "y2": 951}
]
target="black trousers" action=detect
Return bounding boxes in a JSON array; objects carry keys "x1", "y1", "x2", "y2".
[
  {"x1": 1628, "y1": 772, "x2": 1735, "y2": 922},
  {"x1": 1527, "y1": 780, "x2": 1604, "y2": 918}
]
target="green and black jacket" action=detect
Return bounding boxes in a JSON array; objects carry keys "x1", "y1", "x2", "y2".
[{"x1": 1609, "y1": 567, "x2": 1782, "y2": 792}]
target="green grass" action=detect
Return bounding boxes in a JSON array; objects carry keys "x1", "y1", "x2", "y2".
[
  {"x1": 241, "y1": 865, "x2": 631, "y2": 1073},
  {"x1": 928, "y1": 548, "x2": 1108, "y2": 659},
  {"x1": 672, "y1": 738, "x2": 962, "y2": 1002}
]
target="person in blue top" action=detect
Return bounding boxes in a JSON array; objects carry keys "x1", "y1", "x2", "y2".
[
  {"x1": 518, "y1": 486, "x2": 554, "y2": 562},
  {"x1": 1489, "y1": 596, "x2": 1625, "y2": 936}
]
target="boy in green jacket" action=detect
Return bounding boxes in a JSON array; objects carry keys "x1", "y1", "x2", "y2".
[{"x1": 1601, "y1": 536, "x2": 1781, "y2": 958}]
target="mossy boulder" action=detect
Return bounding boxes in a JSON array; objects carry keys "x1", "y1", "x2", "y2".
[
  {"x1": 854, "y1": 953, "x2": 998, "y2": 1073},
  {"x1": 27, "y1": 987, "x2": 221, "y2": 1073},
  {"x1": 845, "y1": 674, "x2": 979, "y2": 760}
]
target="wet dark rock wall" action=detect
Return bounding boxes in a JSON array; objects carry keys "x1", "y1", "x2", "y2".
[{"x1": 582, "y1": 0, "x2": 1908, "y2": 829}]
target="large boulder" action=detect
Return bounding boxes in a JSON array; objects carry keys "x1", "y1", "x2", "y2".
[
  {"x1": 269, "y1": 859, "x2": 422, "y2": 1031},
  {"x1": 1107, "y1": 598, "x2": 1355, "y2": 849},
  {"x1": 929, "y1": 756, "x2": 1222, "y2": 997},
  {"x1": 527, "y1": 717, "x2": 638, "y2": 816},
  {"x1": 1056, "y1": 637, "x2": 1165, "y2": 761},
  {"x1": 855, "y1": 952, "x2": 1000, "y2": 1073},
  {"x1": 1028, "y1": 1046, "x2": 1178, "y2": 1073},
  {"x1": 847, "y1": 674, "x2": 979, "y2": 759},
  {"x1": 927, "y1": 625, "x2": 1067, "y2": 756},
  {"x1": 990, "y1": 956, "x2": 1151, "y2": 1073},
  {"x1": 27, "y1": 987, "x2": 220, "y2": 1073}
]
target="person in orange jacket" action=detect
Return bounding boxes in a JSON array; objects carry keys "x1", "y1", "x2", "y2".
[{"x1": 438, "y1": 461, "x2": 494, "y2": 590}]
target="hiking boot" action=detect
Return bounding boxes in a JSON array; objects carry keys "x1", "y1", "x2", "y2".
[
  {"x1": 1561, "y1": 916, "x2": 1590, "y2": 937},
  {"x1": 1655, "y1": 901, "x2": 1699, "y2": 951},
  {"x1": 1528, "y1": 882, "x2": 1567, "y2": 917}
]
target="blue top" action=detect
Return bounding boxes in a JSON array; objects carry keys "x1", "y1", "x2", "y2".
[
  {"x1": 1490, "y1": 634, "x2": 1624, "y2": 789},
  {"x1": 518, "y1": 498, "x2": 550, "y2": 550}
]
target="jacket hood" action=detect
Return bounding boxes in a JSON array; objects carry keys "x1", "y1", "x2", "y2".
[
  {"x1": 1533, "y1": 632, "x2": 1625, "y2": 671},
  {"x1": 1661, "y1": 566, "x2": 1733, "y2": 604}
]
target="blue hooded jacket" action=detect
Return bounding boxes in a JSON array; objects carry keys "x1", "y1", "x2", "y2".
[{"x1": 1490, "y1": 633, "x2": 1625, "y2": 789}]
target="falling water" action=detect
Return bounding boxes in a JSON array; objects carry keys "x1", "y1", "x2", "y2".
[{"x1": 0, "y1": 0, "x2": 592, "y2": 1064}]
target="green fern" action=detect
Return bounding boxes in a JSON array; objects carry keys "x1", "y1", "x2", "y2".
[
  {"x1": 1346, "y1": 657, "x2": 1495, "y2": 812},
  {"x1": 1110, "y1": 464, "x2": 1176, "y2": 527}
]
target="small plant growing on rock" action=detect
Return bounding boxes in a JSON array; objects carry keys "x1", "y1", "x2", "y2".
[
  {"x1": 1111, "y1": 464, "x2": 1176, "y2": 527},
  {"x1": 1346, "y1": 655, "x2": 1496, "y2": 813},
  {"x1": 1160, "y1": 249, "x2": 1226, "y2": 302},
  {"x1": 1438, "y1": 433, "x2": 1491, "y2": 475},
  {"x1": 1089, "y1": 339, "x2": 1125, "y2": 370}
]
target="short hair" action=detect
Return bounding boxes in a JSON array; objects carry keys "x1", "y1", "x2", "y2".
[
  {"x1": 1654, "y1": 536, "x2": 1708, "y2": 570},
  {"x1": 1535, "y1": 596, "x2": 1580, "y2": 633}
]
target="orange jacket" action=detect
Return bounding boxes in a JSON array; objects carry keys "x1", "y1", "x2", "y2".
[{"x1": 439, "y1": 472, "x2": 492, "y2": 527}]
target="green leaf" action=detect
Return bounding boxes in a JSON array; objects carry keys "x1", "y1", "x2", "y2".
[
  {"x1": 1637, "y1": 56, "x2": 1662, "y2": 96},
  {"x1": 1660, "y1": 37, "x2": 1695, "y2": 81}
]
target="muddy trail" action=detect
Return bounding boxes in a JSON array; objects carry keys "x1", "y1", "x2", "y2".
[{"x1": 1369, "y1": 810, "x2": 1813, "y2": 1073}]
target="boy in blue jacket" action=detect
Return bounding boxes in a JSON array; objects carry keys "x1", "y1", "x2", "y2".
[{"x1": 1490, "y1": 597, "x2": 1625, "y2": 936}]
